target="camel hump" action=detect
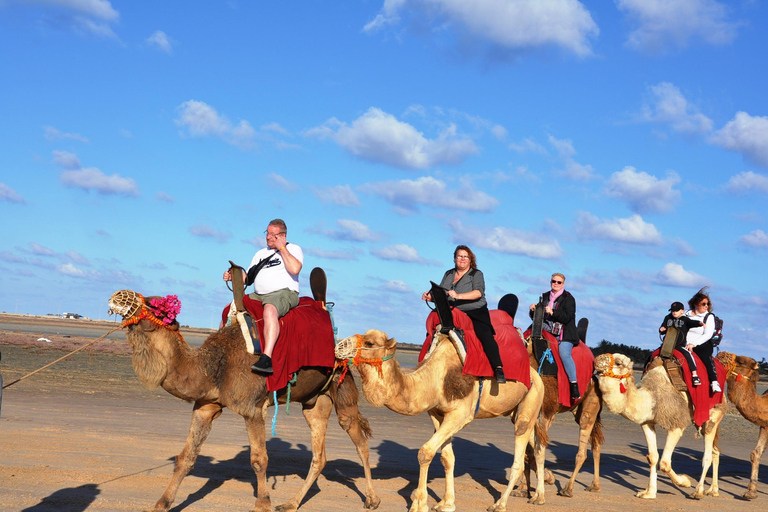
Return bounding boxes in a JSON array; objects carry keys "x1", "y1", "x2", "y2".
[
  {"x1": 310, "y1": 267, "x2": 327, "y2": 305},
  {"x1": 497, "y1": 294, "x2": 518, "y2": 320}
]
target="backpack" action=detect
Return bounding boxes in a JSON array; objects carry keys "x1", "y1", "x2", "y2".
[{"x1": 704, "y1": 312, "x2": 724, "y2": 346}]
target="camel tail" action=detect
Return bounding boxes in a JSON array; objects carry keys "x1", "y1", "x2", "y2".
[
  {"x1": 535, "y1": 418, "x2": 550, "y2": 448},
  {"x1": 332, "y1": 372, "x2": 374, "y2": 440},
  {"x1": 590, "y1": 413, "x2": 605, "y2": 449}
]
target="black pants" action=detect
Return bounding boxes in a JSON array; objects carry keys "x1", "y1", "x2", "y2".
[
  {"x1": 674, "y1": 345, "x2": 697, "y2": 371},
  {"x1": 692, "y1": 341, "x2": 717, "y2": 382},
  {"x1": 464, "y1": 306, "x2": 503, "y2": 369}
]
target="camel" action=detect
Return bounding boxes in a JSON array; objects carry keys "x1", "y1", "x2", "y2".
[
  {"x1": 517, "y1": 340, "x2": 604, "y2": 497},
  {"x1": 107, "y1": 290, "x2": 380, "y2": 512},
  {"x1": 716, "y1": 351, "x2": 768, "y2": 500},
  {"x1": 335, "y1": 329, "x2": 547, "y2": 512},
  {"x1": 593, "y1": 352, "x2": 726, "y2": 500}
]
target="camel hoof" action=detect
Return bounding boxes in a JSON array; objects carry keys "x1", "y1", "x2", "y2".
[
  {"x1": 635, "y1": 490, "x2": 656, "y2": 499},
  {"x1": 253, "y1": 496, "x2": 271, "y2": 512},
  {"x1": 365, "y1": 494, "x2": 382, "y2": 509},
  {"x1": 743, "y1": 490, "x2": 759, "y2": 500},
  {"x1": 705, "y1": 489, "x2": 719, "y2": 497},
  {"x1": 509, "y1": 489, "x2": 528, "y2": 498},
  {"x1": 585, "y1": 483, "x2": 601, "y2": 493},
  {"x1": 677, "y1": 476, "x2": 692, "y2": 488},
  {"x1": 557, "y1": 488, "x2": 573, "y2": 498},
  {"x1": 408, "y1": 502, "x2": 429, "y2": 512},
  {"x1": 688, "y1": 491, "x2": 703, "y2": 500},
  {"x1": 432, "y1": 501, "x2": 456, "y2": 512},
  {"x1": 486, "y1": 503, "x2": 506, "y2": 512},
  {"x1": 544, "y1": 469, "x2": 555, "y2": 485},
  {"x1": 274, "y1": 501, "x2": 298, "y2": 512},
  {"x1": 527, "y1": 493, "x2": 546, "y2": 505}
]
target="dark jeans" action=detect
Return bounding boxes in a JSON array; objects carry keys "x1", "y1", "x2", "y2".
[
  {"x1": 692, "y1": 341, "x2": 717, "y2": 382},
  {"x1": 464, "y1": 306, "x2": 503, "y2": 369}
]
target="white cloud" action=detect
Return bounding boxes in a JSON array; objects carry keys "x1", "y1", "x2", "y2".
[
  {"x1": 361, "y1": 176, "x2": 498, "y2": 213},
  {"x1": 605, "y1": 166, "x2": 681, "y2": 214},
  {"x1": 156, "y1": 191, "x2": 175, "y2": 203},
  {"x1": 509, "y1": 137, "x2": 547, "y2": 154},
  {"x1": 0, "y1": 183, "x2": 25, "y2": 204},
  {"x1": 653, "y1": 262, "x2": 711, "y2": 287},
  {"x1": 710, "y1": 112, "x2": 768, "y2": 168},
  {"x1": 307, "y1": 107, "x2": 478, "y2": 170},
  {"x1": 57, "y1": 263, "x2": 88, "y2": 278},
  {"x1": 307, "y1": 248, "x2": 359, "y2": 260},
  {"x1": 33, "y1": 0, "x2": 120, "y2": 38},
  {"x1": 639, "y1": 82, "x2": 713, "y2": 135},
  {"x1": 261, "y1": 122, "x2": 291, "y2": 136},
  {"x1": 382, "y1": 279, "x2": 412, "y2": 293},
  {"x1": 27, "y1": 242, "x2": 56, "y2": 256},
  {"x1": 146, "y1": 30, "x2": 173, "y2": 53},
  {"x1": 617, "y1": 0, "x2": 739, "y2": 53},
  {"x1": 371, "y1": 244, "x2": 439, "y2": 264},
  {"x1": 309, "y1": 219, "x2": 382, "y2": 242},
  {"x1": 548, "y1": 135, "x2": 595, "y2": 181},
  {"x1": 726, "y1": 171, "x2": 768, "y2": 194},
  {"x1": 52, "y1": 150, "x2": 81, "y2": 169},
  {"x1": 449, "y1": 220, "x2": 562, "y2": 259},
  {"x1": 44, "y1": 126, "x2": 89, "y2": 143},
  {"x1": 189, "y1": 224, "x2": 232, "y2": 244},
  {"x1": 64, "y1": 250, "x2": 90, "y2": 266},
  {"x1": 0, "y1": 251, "x2": 26, "y2": 263},
  {"x1": 364, "y1": 0, "x2": 599, "y2": 57},
  {"x1": 575, "y1": 212, "x2": 663, "y2": 245},
  {"x1": 175, "y1": 100, "x2": 256, "y2": 150},
  {"x1": 739, "y1": 230, "x2": 768, "y2": 249},
  {"x1": 267, "y1": 172, "x2": 298, "y2": 193},
  {"x1": 312, "y1": 184, "x2": 361, "y2": 206},
  {"x1": 60, "y1": 167, "x2": 139, "y2": 196}
]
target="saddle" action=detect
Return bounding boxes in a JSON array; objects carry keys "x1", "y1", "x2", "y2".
[{"x1": 428, "y1": 281, "x2": 467, "y2": 364}]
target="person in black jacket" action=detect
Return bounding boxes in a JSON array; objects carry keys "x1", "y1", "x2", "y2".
[
  {"x1": 529, "y1": 273, "x2": 581, "y2": 400},
  {"x1": 659, "y1": 301, "x2": 704, "y2": 385}
]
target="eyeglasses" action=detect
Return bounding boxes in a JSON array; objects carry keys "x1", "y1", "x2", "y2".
[
  {"x1": 265, "y1": 232, "x2": 285, "y2": 239},
  {"x1": 551, "y1": 280, "x2": 563, "y2": 284},
  {"x1": 456, "y1": 255, "x2": 470, "y2": 259}
]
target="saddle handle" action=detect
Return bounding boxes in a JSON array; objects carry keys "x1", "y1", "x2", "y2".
[{"x1": 227, "y1": 260, "x2": 248, "y2": 312}]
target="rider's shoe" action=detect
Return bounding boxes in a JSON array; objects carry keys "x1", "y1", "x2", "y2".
[
  {"x1": 494, "y1": 366, "x2": 506, "y2": 384},
  {"x1": 569, "y1": 381, "x2": 581, "y2": 401},
  {"x1": 251, "y1": 354, "x2": 273, "y2": 374},
  {"x1": 692, "y1": 375, "x2": 701, "y2": 386},
  {"x1": 711, "y1": 380, "x2": 721, "y2": 393}
]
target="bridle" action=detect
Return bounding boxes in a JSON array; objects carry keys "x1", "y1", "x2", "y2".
[{"x1": 334, "y1": 334, "x2": 395, "y2": 381}]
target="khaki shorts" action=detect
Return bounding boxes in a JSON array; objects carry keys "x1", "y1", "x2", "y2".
[{"x1": 249, "y1": 288, "x2": 299, "y2": 317}]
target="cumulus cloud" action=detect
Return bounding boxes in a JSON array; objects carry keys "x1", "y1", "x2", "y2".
[
  {"x1": 726, "y1": 171, "x2": 768, "y2": 194},
  {"x1": 156, "y1": 191, "x2": 175, "y2": 203},
  {"x1": 653, "y1": 262, "x2": 711, "y2": 287},
  {"x1": 739, "y1": 230, "x2": 768, "y2": 249},
  {"x1": 360, "y1": 176, "x2": 498, "y2": 214},
  {"x1": 605, "y1": 166, "x2": 681, "y2": 214},
  {"x1": 306, "y1": 107, "x2": 478, "y2": 170},
  {"x1": 382, "y1": 279, "x2": 412, "y2": 293},
  {"x1": 189, "y1": 224, "x2": 232, "y2": 243},
  {"x1": 26, "y1": 242, "x2": 56, "y2": 256},
  {"x1": 575, "y1": 212, "x2": 663, "y2": 245},
  {"x1": 44, "y1": 126, "x2": 89, "y2": 143},
  {"x1": 307, "y1": 248, "x2": 359, "y2": 260},
  {"x1": 175, "y1": 100, "x2": 257, "y2": 150},
  {"x1": 52, "y1": 150, "x2": 81, "y2": 169},
  {"x1": 57, "y1": 262, "x2": 89, "y2": 278},
  {"x1": 0, "y1": 183, "x2": 26, "y2": 204},
  {"x1": 617, "y1": 0, "x2": 739, "y2": 53},
  {"x1": 308, "y1": 219, "x2": 382, "y2": 242},
  {"x1": 548, "y1": 135, "x2": 595, "y2": 181},
  {"x1": 60, "y1": 167, "x2": 140, "y2": 196},
  {"x1": 146, "y1": 30, "x2": 173, "y2": 53},
  {"x1": 267, "y1": 173, "x2": 298, "y2": 193},
  {"x1": 449, "y1": 220, "x2": 562, "y2": 259},
  {"x1": 32, "y1": 0, "x2": 120, "y2": 38},
  {"x1": 639, "y1": 82, "x2": 713, "y2": 135},
  {"x1": 509, "y1": 138, "x2": 547, "y2": 154},
  {"x1": 710, "y1": 112, "x2": 768, "y2": 168},
  {"x1": 371, "y1": 244, "x2": 440, "y2": 265},
  {"x1": 312, "y1": 184, "x2": 361, "y2": 206},
  {"x1": 364, "y1": 0, "x2": 599, "y2": 57}
]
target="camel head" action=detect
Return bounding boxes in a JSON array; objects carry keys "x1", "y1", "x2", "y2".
[
  {"x1": 594, "y1": 353, "x2": 633, "y2": 378},
  {"x1": 108, "y1": 290, "x2": 181, "y2": 333},
  {"x1": 717, "y1": 351, "x2": 760, "y2": 385},
  {"x1": 335, "y1": 329, "x2": 397, "y2": 362}
]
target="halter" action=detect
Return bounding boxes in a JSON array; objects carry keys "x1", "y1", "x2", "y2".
[
  {"x1": 335, "y1": 334, "x2": 395, "y2": 381},
  {"x1": 599, "y1": 354, "x2": 633, "y2": 380},
  {"x1": 109, "y1": 290, "x2": 185, "y2": 343},
  {"x1": 722, "y1": 352, "x2": 751, "y2": 383}
]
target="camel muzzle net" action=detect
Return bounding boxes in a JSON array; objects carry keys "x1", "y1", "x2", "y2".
[
  {"x1": 335, "y1": 335, "x2": 361, "y2": 360},
  {"x1": 108, "y1": 289, "x2": 145, "y2": 320}
]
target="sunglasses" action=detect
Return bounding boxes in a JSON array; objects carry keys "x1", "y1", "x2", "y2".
[
  {"x1": 699, "y1": 301, "x2": 710, "y2": 306},
  {"x1": 551, "y1": 280, "x2": 563, "y2": 284}
]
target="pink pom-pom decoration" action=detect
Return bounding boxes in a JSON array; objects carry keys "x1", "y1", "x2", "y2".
[{"x1": 149, "y1": 295, "x2": 182, "y2": 324}]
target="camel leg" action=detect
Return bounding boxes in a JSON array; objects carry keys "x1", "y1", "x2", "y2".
[
  {"x1": 428, "y1": 412, "x2": 457, "y2": 512},
  {"x1": 273, "y1": 394, "x2": 334, "y2": 512},
  {"x1": 635, "y1": 423, "x2": 660, "y2": 499},
  {"x1": 411, "y1": 410, "x2": 472, "y2": 512},
  {"x1": 244, "y1": 402, "x2": 271, "y2": 512},
  {"x1": 705, "y1": 431, "x2": 721, "y2": 497},
  {"x1": 586, "y1": 422, "x2": 602, "y2": 493},
  {"x1": 744, "y1": 426, "x2": 768, "y2": 500},
  {"x1": 558, "y1": 405, "x2": 600, "y2": 497},
  {"x1": 333, "y1": 390, "x2": 381, "y2": 509},
  {"x1": 658, "y1": 427, "x2": 691, "y2": 489},
  {"x1": 152, "y1": 402, "x2": 223, "y2": 512},
  {"x1": 487, "y1": 404, "x2": 546, "y2": 512}
]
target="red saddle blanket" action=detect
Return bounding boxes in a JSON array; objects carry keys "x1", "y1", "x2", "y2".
[
  {"x1": 222, "y1": 296, "x2": 335, "y2": 392},
  {"x1": 523, "y1": 329, "x2": 595, "y2": 407},
  {"x1": 648, "y1": 348, "x2": 726, "y2": 427},
  {"x1": 419, "y1": 309, "x2": 531, "y2": 388}
]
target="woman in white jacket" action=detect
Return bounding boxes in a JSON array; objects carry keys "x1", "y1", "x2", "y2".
[{"x1": 685, "y1": 287, "x2": 719, "y2": 393}]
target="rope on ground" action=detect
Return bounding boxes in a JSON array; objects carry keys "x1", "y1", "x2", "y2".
[{"x1": 2, "y1": 326, "x2": 123, "y2": 390}]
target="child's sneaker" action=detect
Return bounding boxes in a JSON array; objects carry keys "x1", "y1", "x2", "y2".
[
  {"x1": 692, "y1": 375, "x2": 701, "y2": 386},
  {"x1": 711, "y1": 381, "x2": 722, "y2": 393}
]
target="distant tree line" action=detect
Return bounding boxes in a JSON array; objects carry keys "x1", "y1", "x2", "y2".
[{"x1": 590, "y1": 339, "x2": 652, "y2": 363}]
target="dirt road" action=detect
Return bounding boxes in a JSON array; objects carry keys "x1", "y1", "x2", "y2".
[{"x1": 1, "y1": 329, "x2": 766, "y2": 512}]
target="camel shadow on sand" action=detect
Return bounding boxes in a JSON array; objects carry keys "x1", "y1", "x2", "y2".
[{"x1": 21, "y1": 483, "x2": 100, "y2": 512}]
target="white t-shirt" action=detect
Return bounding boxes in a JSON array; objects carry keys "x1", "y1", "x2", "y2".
[{"x1": 249, "y1": 243, "x2": 303, "y2": 294}]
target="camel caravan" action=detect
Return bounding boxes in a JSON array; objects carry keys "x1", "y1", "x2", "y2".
[{"x1": 105, "y1": 261, "x2": 767, "y2": 511}]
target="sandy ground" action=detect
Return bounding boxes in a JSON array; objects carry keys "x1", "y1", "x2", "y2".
[{"x1": 1, "y1": 323, "x2": 768, "y2": 512}]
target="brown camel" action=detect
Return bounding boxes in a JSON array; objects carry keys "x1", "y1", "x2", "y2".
[
  {"x1": 335, "y1": 329, "x2": 547, "y2": 512},
  {"x1": 594, "y1": 353, "x2": 726, "y2": 500},
  {"x1": 716, "y1": 351, "x2": 768, "y2": 500},
  {"x1": 517, "y1": 339, "x2": 604, "y2": 497},
  {"x1": 108, "y1": 290, "x2": 380, "y2": 512}
]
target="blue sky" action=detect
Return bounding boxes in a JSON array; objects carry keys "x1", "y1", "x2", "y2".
[{"x1": 1, "y1": 0, "x2": 767, "y2": 360}]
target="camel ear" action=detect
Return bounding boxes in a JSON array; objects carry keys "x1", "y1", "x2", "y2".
[{"x1": 386, "y1": 337, "x2": 397, "y2": 350}]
